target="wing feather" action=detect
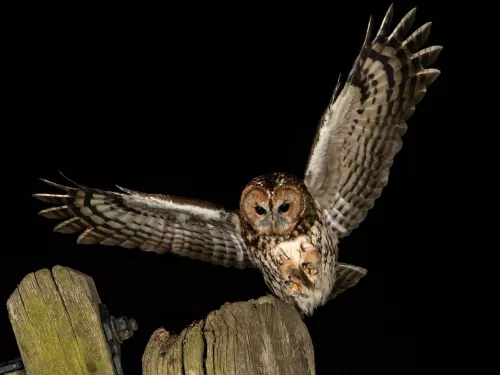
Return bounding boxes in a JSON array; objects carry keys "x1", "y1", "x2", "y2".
[
  {"x1": 329, "y1": 262, "x2": 368, "y2": 300},
  {"x1": 34, "y1": 177, "x2": 253, "y2": 269},
  {"x1": 305, "y1": 5, "x2": 441, "y2": 238}
]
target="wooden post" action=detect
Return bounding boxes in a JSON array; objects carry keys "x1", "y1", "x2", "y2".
[
  {"x1": 142, "y1": 295, "x2": 316, "y2": 375},
  {"x1": 6, "y1": 265, "x2": 135, "y2": 375}
]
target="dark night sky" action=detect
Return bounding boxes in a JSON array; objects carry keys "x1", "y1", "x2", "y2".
[{"x1": 2, "y1": 3, "x2": 453, "y2": 374}]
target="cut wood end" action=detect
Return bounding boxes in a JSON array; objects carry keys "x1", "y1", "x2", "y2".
[{"x1": 143, "y1": 294, "x2": 314, "y2": 375}]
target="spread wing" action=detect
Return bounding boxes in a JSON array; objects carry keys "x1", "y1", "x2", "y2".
[
  {"x1": 33, "y1": 177, "x2": 253, "y2": 269},
  {"x1": 304, "y1": 5, "x2": 441, "y2": 238}
]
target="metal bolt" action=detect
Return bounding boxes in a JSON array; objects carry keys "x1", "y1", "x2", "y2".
[{"x1": 111, "y1": 316, "x2": 138, "y2": 342}]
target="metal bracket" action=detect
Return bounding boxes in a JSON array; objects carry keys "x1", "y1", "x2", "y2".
[
  {"x1": 0, "y1": 357, "x2": 24, "y2": 374},
  {"x1": 99, "y1": 303, "x2": 138, "y2": 375}
]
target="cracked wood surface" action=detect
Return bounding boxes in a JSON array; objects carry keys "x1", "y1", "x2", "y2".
[
  {"x1": 143, "y1": 295, "x2": 315, "y2": 375},
  {"x1": 7, "y1": 265, "x2": 116, "y2": 375}
]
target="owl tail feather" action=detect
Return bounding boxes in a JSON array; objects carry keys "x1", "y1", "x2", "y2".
[{"x1": 329, "y1": 263, "x2": 367, "y2": 300}]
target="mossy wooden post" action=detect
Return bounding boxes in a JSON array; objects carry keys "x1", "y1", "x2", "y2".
[
  {"x1": 142, "y1": 295, "x2": 316, "y2": 375},
  {"x1": 6, "y1": 265, "x2": 134, "y2": 375}
]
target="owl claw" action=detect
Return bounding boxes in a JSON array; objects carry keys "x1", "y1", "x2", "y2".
[
  {"x1": 286, "y1": 276, "x2": 310, "y2": 296},
  {"x1": 302, "y1": 262, "x2": 319, "y2": 277}
]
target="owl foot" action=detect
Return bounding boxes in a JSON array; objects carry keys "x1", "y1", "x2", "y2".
[
  {"x1": 302, "y1": 262, "x2": 318, "y2": 277},
  {"x1": 286, "y1": 279, "x2": 304, "y2": 295},
  {"x1": 300, "y1": 249, "x2": 320, "y2": 285}
]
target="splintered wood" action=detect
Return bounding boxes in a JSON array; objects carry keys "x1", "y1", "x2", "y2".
[
  {"x1": 142, "y1": 295, "x2": 315, "y2": 375},
  {"x1": 7, "y1": 265, "x2": 116, "y2": 375}
]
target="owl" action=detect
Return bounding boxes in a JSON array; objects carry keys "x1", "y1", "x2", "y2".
[{"x1": 34, "y1": 5, "x2": 441, "y2": 316}]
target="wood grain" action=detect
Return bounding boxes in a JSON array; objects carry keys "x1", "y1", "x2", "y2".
[{"x1": 143, "y1": 295, "x2": 315, "y2": 375}]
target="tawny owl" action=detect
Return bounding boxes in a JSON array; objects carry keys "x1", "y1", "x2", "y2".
[{"x1": 33, "y1": 5, "x2": 441, "y2": 316}]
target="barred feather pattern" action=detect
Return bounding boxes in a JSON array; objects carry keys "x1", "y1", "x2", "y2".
[
  {"x1": 304, "y1": 5, "x2": 442, "y2": 238},
  {"x1": 328, "y1": 263, "x2": 367, "y2": 300},
  {"x1": 34, "y1": 179, "x2": 254, "y2": 269}
]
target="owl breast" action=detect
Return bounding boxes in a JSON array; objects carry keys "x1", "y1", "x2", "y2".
[{"x1": 249, "y1": 220, "x2": 338, "y2": 316}]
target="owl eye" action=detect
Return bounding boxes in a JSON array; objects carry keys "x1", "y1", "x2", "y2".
[
  {"x1": 255, "y1": 206, "x2": 267, "y2": 215},
  {"x1": 278, "y1": 203, "x2": 290, "y2": 213}
]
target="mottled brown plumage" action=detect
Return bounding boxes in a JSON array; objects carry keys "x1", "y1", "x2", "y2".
[
  {"x1": 239, "y1": 172, "x2": 339, "y2": 315},
  {"x1": 33, "y1": 5, "x2": 440, "y2": 316}
]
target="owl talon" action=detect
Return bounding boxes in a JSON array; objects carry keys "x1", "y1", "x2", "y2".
[
  {"x1": 302, "y1": 262, "x2": 318, "y2": 277},
  {"x1": 286, "y1": 277, "x2": 308, "y2": 295}
]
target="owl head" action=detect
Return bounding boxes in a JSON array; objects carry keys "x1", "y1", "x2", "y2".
[{"x1": 239, "y1": 172, "x2": 316, "y2": 236}]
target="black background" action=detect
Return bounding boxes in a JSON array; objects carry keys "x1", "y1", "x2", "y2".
[{"x1": 2, "y1": 2, "x2": 451, "y2": 374}]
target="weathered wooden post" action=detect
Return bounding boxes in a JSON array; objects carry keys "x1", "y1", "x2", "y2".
[
  {"x1": 142, "y1": 295, "x2": 316, "y2": 375},
  {"x1": 4, "y1": 266, "x2": 316, "y2": 374},
  {"x1": 5, "y1": 265, "x2": 137, "y2": 375}
]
